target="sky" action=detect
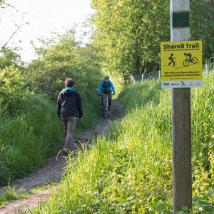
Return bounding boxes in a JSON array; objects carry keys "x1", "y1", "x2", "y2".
[{"x1": 0, "y1": 0, "x2": 94, "y2": 62}]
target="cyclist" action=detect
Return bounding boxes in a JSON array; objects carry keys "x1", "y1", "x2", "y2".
[
  {"x1": 184, "y1": 53, "x2": 192, "y2": 61},
  {"x1": 57, "y1": 78, "x2": 83, "y2": 149},
  {"x1": 97, "y1": 75, "x2": 115, "y2": 110}
]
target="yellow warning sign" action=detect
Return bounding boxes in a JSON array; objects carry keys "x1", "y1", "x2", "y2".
[{"x1": 160, "y1": 41, "x2": 203, "y2": 88}]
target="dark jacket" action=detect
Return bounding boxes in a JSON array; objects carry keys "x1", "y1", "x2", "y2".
[{"x1": 57, "y1": 88, "x2": 83, "y2": 118}]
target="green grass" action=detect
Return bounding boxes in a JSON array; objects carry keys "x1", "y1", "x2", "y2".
[
  {"x1": 0, "y1": 186, "x2": 29, "y2": 208},
  {"x1": 30, "y1": 73, "x2": 213, "y2": 213},
  {"x1": 0, "y1": 183, "x2": 59, "y2": 208},
  {"x1": 75, "y1": 93, "x2": 101, "y2": 133},
  {"x1": 0, "y1": 93, "x2": 63, "y2": 186},
  {"x1": 0, "y1": 91, "x2": 101, "y2": 206},
  {"x1": 0, "y1": 40, "x2": 102, "y2": 206}
]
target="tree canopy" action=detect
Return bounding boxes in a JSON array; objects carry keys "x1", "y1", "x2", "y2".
[{"x1": 92, "y1": 0, "x2": 214, "y2": 80}]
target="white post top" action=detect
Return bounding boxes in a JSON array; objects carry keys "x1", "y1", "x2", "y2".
[
  {"x1": 170, "y1": 0, "x2": 190, "y2": 41},
  {"x1": 171, "y1": 0, "x2": 190, "y2": 11},
  {"x1": 171, "y1": 28, "x2": 190, "y2": 41}
]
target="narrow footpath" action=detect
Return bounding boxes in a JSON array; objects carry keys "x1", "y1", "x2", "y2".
[{"x1": 0, "y1": 100, "x2": 122, "y2": 214}]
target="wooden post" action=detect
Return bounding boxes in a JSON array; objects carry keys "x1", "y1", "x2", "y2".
[{"x1": 170, "y1": 0, "x2": 192, "y2": 213}]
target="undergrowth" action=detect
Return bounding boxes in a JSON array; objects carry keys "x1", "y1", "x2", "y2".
[{"x1": 30, "y1": 72, "x2": 214, "y2": 213}]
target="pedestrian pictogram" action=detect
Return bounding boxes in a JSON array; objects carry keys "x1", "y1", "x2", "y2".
[
  {"x1": 160, "y1": 40, "x2": 203, "y2": 88},
  {"x1": 168, "y1": 53, "x2": 176, "y2": 66}
]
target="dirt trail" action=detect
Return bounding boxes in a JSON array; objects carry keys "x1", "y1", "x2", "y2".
[{"x1": 0, "y1": 100, "x2": 122, "y2": 214}]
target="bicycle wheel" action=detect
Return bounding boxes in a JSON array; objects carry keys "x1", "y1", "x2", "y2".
[
  {"x1": 192, "y1": 57, "x2": 198, "y2": 64},
  {"x1": 183, "y1": 60, "x2": 189, "y2": 67},
  {"x1": 103, "y1": 109, "x2": 107, "y2": 119},
  {"x1": 102, "y1": 96, "x2": 108, "y2": 119}
]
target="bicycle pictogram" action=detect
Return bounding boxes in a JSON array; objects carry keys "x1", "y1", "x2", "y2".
[{"x1": 183, "y1": 53, "x2": 198, "y2": 67}]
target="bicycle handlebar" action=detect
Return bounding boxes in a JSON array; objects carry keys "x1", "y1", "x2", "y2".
[{"x1": 97, "y1": 93, "x2": 115, "y2": 96}]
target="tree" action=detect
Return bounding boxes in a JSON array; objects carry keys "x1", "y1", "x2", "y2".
[
  {"x1": 0, "y1": 47, "x2": 21, "y2": 69},
  {"x1": 28, "y1": 29, "x2": 102, "y2": 99},
  {"x1": 92, "y1": 0, "x2": 214, "y2": 80},
  {"x1": 191, "y1": 0, "x2": 214, "y2": 60},
  {"x1": 0, "y1": 0, "x2": 5, "y2": 6}
]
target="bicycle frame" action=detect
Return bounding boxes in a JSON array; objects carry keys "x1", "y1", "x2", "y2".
[
  {"x1": 97, "y1": 93, "x2": 113, "y2": 119},
  {"x1": 102, "y1": 94, "x2": 110, "y2": 119}
]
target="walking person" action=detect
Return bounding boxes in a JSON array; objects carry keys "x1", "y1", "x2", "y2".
[
  {"x1": 168, "y1": 53, "x2": 176, "y2": 66},
  {"x1": 57, "y1": 78, "x2": 83, "y2": 150}
]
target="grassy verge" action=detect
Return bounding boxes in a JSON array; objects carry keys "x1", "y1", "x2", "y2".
[
  {"x1": 0, "y1": 183, "x2": 60, "y2": 208},
  {"x1": 0, "y1": 93, "x2": 63, "y2": 186},
  {"x1": 0, "y1": 92, "x2": 101, "y2": 205},
  {"x1": 0, "y1": 34, "x2": 103, "y2": 205},
  {"x1": 75, "y1": 92, "x2": 101, "y2": 133},
  {"x1": 0, "y1": 186, "x2": 29, "y2": 208},
  {"x1": 30, "y1": 73, "x2": 213, "y2": 213}
]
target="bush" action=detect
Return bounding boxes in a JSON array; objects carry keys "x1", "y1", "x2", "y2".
[
  {"x1": 0, "y1": 32, "x2": 103, "y2": 185},
  {"x1": 0, "y1": 94, "x2": 62, "y2": 185}
]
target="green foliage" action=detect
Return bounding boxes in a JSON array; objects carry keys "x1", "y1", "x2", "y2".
[
  {"x1": 191, "y1": 73, "x2": 214, "y2": 213},
  {"x1": 0, "y1": 48, "x2": 22, "y2": 69},
  {"x1": 0, "y1": 28, "x2": 103, "y2": 186},
  {"x1": 0, "y1": 55, "x2": 62, "y2": 186},
  {"x1": 32, "y1": 72, "x2": 214, "y2": 213},
  {"x1": 0, "y1": 93, "x2": 62, "y2": 185},
  {"x1": 0, "y1": 186, "x2": 28, "y2": 207},
  {"x1": 29, "y1": 30, "x2": 101, "y2": 97},
  {"x1": 92, "y1": 0, "x2": 169, "y2": 79},
  {"x1": 28, "y1": 30, "x2": 102, "y2": 129},
  {"x1": 0, "y1": 66, "x2": 27, "y2": 113},
  {"x1": 191, "y1": 0, "x2": 214, "y2": 60},
  {"x1": 92, "y1": 0, "x2": 214, "y2": 79}
]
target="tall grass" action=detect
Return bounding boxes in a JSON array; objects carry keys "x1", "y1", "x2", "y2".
[
  {"x1": 32, "y1": 73, "x2": 214, "y2": 213},
  {"x1": 0, "y1": 93, "x2": 63, "y2": 185},
  {"x1": 0, "y1": 63, "x2": 101, "y2": 187}
]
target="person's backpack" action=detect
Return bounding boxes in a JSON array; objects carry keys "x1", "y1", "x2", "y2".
[{"x1": 102, "y1": 81, "x2": 111, "y2": 93}]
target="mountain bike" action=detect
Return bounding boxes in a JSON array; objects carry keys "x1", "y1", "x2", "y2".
[{"x1": 98, "y1": 93, "x2": 113, "y2": 119}]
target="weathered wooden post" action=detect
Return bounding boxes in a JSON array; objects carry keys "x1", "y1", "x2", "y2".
[{"x1": 170, "y1": 0, "x2": 192, "y2": 213}]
